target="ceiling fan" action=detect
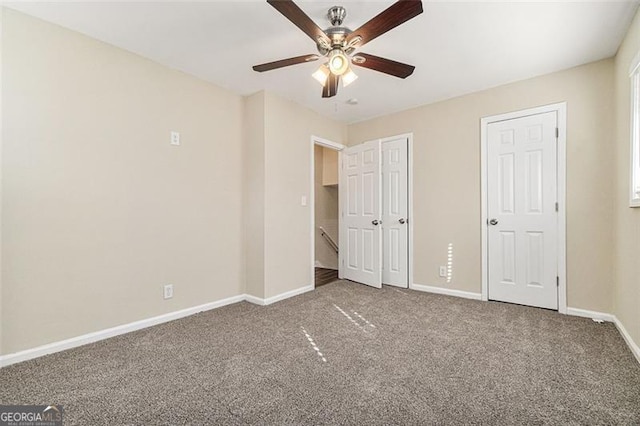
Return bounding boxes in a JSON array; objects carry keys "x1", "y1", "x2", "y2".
[{"x1": 252, "y1": 0, "x2": 423, "y2": 98}]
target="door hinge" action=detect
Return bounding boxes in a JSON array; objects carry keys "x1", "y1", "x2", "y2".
[
  {"x1": 555, "y1": 127, "x2": 559, "y2": 139},
  {"x1": 555, "y1": 202, "x2": 559, "y2": 212},
  {"x1": 557, "y1": 276, "x2": 560, "y2": 287}
]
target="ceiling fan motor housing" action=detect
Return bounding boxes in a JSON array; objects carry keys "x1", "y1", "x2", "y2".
[
  {"x1": 313, "y1": 6, "x2": 352, "y2": 56},
  {"x1": 328, "y1": 6, "x2": 346, "y2": 26},
  {"x1": 317, "y1": 27, "x2": 352, "y2": 55}
]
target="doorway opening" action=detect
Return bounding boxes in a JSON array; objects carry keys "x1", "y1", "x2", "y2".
[{"x1": 310, "y1": 137, "x2": 345, "y2": 288}]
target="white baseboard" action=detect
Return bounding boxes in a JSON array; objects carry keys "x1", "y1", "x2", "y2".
[
  {"x1": 0, "y1": 294, "x2": 246, "y2": 368},
  {"x1": 0, "y1": 284, "x2": 318, "y2": 368},
  {"x1": 566, "y1": 307, "x2": 615, "y2": 322},
  {"x1": 4, "y1": 286, "x2": 637, "y2": 369},
  {"x1": 244, "y1": 294, "x2": 265, "y2": 306},
  {"x1": 614, "y1": 316, "x2": 640, "y2": 364},
  {"x1": 410, "y1": 283, "x2": 482, "y2": 301},
  {"x1": 566, "y1": 307, "x2": 640, "y2": 365},
  {"x1": 246, "y1": 285, "x2": 314, "y2": 306}
]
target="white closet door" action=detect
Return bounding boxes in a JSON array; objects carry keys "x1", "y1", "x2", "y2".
[
  {"x1": 339, "y1": 140, "x2": 382, "y2": 288},
  {"x1": 382, "y1": 138, "x2": 409, "y2": 288}
]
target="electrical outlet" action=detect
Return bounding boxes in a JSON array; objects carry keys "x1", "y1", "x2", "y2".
[
  {"x1": 170, "y1": 131, "x2": 180, "y2": 146},
  {"x1": 439, "y1": 266, "x2": 447, "y2": 278},
  {"x1": 163, "y1": 284, "x2": 174, "y2": 300}
]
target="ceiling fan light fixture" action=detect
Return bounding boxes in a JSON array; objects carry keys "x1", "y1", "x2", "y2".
[
  {"x1": 312, "y1": 64, "x2": 330, "y2": 86},
  {"x1": 328, "y1": 49, "x2": 349, "y2": 76},
  {"x1": 342, "y1": 67, "x2": 358, "y2": 87}
]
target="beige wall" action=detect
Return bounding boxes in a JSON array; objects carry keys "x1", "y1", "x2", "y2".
[
  {"x1": 1, "y1": 10, "x2": 245, "y2": 354},
  {"x1": 263, "y1": 92, "x2": 345, "y2": 298},
  {"x1": 0, "y1": 7, "x2": 4, "y2": 356},
  {"x1": 3, "y1": 6, "x2": 637, "y2": 358},
  {"x1": 613, "y1": 9, "x2": 640, "y2": 350},
  {"x1": 314, "y1": 145, "x2": 339, "y2": 270},
  {"x1": 348, "y1": 59, "x2": 615, "y2": 312},
  {"x1": 240, "y1": 91, "x2": 345, "y2": 300},
  {"x1": 243, "y1": 92, "x2": 266, "y2": 299},
  {"x1": 322, "y1": 148, "x2": 338, "y2": 186}
]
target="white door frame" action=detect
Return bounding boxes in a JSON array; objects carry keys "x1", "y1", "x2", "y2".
[
  {"x1": 310, "y1": 136, "x2": 346, "y2": 288},
  {"x1": 480, "y1": 103, "x2": 567, "y2": 313}
]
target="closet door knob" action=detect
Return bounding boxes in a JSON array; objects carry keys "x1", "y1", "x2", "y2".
[{"x1": 399, "y1": 218, "x2": 406, "y2": 224}]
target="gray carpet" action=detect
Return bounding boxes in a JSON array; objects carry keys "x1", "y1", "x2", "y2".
[{"x1": 1, "y1": 280, "x2": 639, "y2": 425}]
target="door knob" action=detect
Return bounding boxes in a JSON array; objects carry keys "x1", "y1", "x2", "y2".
[
  {"x1": 372, "y1": 220, "x2": 380, "y2": 226},
  {"x1": 489, "y1": 218, "x2": 499, "y2": 226},
  {"x1": 399, "y1": 218, "x2": 406, "y2": 224}
]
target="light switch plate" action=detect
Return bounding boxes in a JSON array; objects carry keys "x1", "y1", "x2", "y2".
[{"x1": 301, "y1": 196, "x2": 307, "y2": 206}]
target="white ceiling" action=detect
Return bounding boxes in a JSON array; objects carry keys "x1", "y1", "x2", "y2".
[{"x1": 6, "y1": 0, "x2": 640, "y2": 123}]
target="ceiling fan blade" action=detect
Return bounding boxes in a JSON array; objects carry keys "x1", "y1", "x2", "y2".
[
  {"x1": 351, "y1": 53, "x2": 415, "y2": 79},
  {"x1": 346, "y1": 0, "x2": 423, "y2": 48},
  {"x1": 267, "y1": 0, "x2": 331, "y2": 46},
  {"x1": 253, "y1": 54, "x2": 320, "y2": 72},
  {"x1": 322, "y1": 73, "x2": 339, "y2": 98}
]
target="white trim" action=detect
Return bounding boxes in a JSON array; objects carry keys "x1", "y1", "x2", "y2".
[
  {"x1": 614, "y1": 316, "x2": 640, "y2": 364},
  {"x1": 0, "y1": 283, "x2": 317, "y2": 368},
  {"x1": 557, "y1": 105, "x2": 568, "y2": 314},
  {"x1": 566, "y1": 307, "x2": 615, "y2": 322},
  {"x1": 480, "y1": 119, "x2": 488, "y2": 302},
  {"x1": 0, "y1": 294, "x2": 245, "y2": 368},
  {"x1": 310, "y1": 136, "x2": 345, "y2": 288},
  {"x1": 480, "y1": 102, "x2": 568, "y2": 314},
  {"x1": 337, "y1": 149, "x2": 344, "y2": 280},
  {"x1": 3, "y1": 289, "x2": 638, "y2": 368},
  {"x1": 566, "y1": 308, "x2": 640, "y2": 365},
  {"x1": 244, "y1": 285, "x2": 315, "y2": 306},
  {"x1": 629, "y1": 64, "x2": 640, "y2": 207},
  {"x1": 628, "y1": 49, "x2": 640, "y2": 77},
  {"x1": 408, "y1": 136, "x2": 414, "y2": 289},
  {"x1": 410, "y1": 283, "x2": 482, "y2": 301},
  {"x1": 243, "y1": 294, "x2": 265, "y2": 306},
  {"x1": 313, "y1": 136, "x2": 345, "y2": 151}
]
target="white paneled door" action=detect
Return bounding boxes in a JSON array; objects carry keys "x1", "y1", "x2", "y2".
[
  {"x1": 487, "y1": 111, "x2": 559, "y2": 310},
  {"x1": 382, "y1": 138, "x2": 409, "y2": 287},
  {"x1": 340, "y1": 140, "x2": 382, "y2": 288}
]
